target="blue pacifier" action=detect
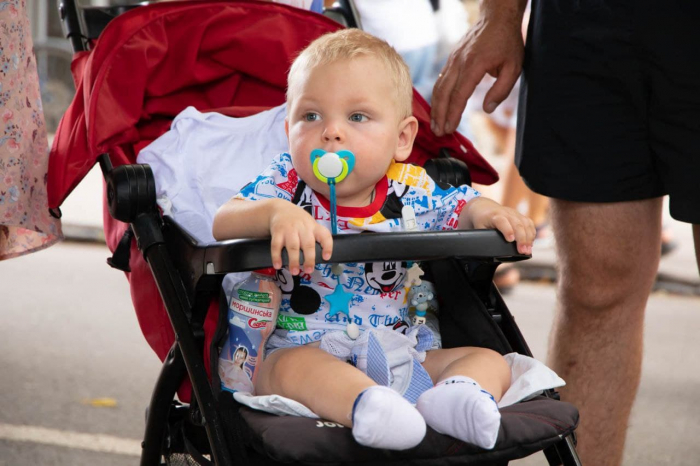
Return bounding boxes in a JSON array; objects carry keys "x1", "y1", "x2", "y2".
[
  {"x1": 310, "y1": 149, "x2": 355, "y2": 184},
  {"x1": 310, "y1": 149, "x2": 358, "y2": 337},
  {"x1": 310, "y1": 149, "x2": 356, "y2": 235}
]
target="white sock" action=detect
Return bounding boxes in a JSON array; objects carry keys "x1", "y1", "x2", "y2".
[
  {"x1": 416, "y1": 376, "x2": 501, "y2": 449},
  {"x1": 351, "y1": 385, "x2": 426, "y2": 450}
]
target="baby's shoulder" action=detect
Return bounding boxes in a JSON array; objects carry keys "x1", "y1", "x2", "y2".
[{"x1": 385, "y1": 162, "x2": 432, "y2": 190}]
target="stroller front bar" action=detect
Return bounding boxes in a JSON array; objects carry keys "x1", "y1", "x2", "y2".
[{"x1": 101, "y1": 155, "x2": 529, "y2": 277}]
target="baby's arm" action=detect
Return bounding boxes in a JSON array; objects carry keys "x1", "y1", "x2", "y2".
[
  {"x1": 213, "y1": 198, "x2": 333, "y2": 275},
  {"x1": 459, "y1": 197, "x2": 535, "y2": 255}
]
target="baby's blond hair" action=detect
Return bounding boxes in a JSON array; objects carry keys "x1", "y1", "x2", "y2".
[{"x1": 287, "y1": 29, "x2": 414, "y2": 119}]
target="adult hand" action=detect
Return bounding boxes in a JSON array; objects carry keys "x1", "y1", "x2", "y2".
[{"x1": 431, "y1": 0, "x2": 526, "y2": 137}]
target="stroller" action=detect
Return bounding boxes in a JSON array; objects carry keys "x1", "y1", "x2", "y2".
[{"x1": 49, "y1": 1, "x2": 581, "y2": 465}]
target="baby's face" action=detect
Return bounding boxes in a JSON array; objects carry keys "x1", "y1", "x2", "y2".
[{"x1": 286, "y1": 56, "x2": 412, "y2": 207}]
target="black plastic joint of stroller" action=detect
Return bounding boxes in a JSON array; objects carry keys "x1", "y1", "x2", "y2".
[
  {"x1": 100, "y1": 157, "x2": 165, "y2": 257},
  {"x1": 424, "y1": 147, "x2": 472, "y2": 188},
  {"x1": 102, "y1": 160, "x2": 158, "y2": 223},
  {"x1": 323, "y1": 0, "x2": 362, "y2": 29},
  {"x1": 106, "y1": 227, "x2": 134, "y2": 272},
  {"x1": 57, "y1": 0, "x2": 86, "y2": 52}
]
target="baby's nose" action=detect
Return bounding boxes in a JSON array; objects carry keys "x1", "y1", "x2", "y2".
[{"x1": 322, "y1": 123, "x2": 344, "y2": 142}]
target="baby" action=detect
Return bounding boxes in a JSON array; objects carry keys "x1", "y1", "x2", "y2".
[{"x1": 213, "y1": 29, "x2": 535, "y2": 451}]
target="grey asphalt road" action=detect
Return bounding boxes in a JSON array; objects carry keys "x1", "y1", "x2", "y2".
[{"x1": 1, "y1": 242, "x2": 699, "y2": 465}]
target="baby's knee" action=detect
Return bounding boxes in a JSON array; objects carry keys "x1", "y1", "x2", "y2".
[
  {"x1": 475, "y1": 348, "x2": 511, "y2": 388},
  {"x1": 262, "y1": 345, "x2": 328, "y2": 392},
  {"x1": 448, "y1": 347, "x2": 511, "y2": 390},
  {"x1": 257, "y1": 346, "x2": 309, "y2": 393}
]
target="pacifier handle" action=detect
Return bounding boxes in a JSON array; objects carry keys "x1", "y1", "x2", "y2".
[
  {"x1": 310, "y1": 149, "x2": 356, "y2": 235},
  {"x1": 310, "y1": 150, "x2": 359, "y2": 337}
]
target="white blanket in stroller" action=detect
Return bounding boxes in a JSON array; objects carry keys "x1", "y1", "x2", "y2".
[
  {"x1": 138, "y1": 104, "x2": 288, "y2": 244},
  {"x1": 138, "y1": 106, "x2": 566, "y2": 417},
  {"x1": 234, "y1": 351, "x2": 565, "y2": 418}
]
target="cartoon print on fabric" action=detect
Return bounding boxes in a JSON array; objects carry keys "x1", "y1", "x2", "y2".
[
  {"x1": 379, "y1": 188, "x2": 406, "y2": 220},
  {"x1": 296, "y1": 184, "x2": 314, "y2": 216},
  {"x1": 275, "y1": 268, "x2": 296, "y2": 294},
  {"x1": 433, "y1": 178, "x2": 454, "y2": 191},
  {"x1": 234, "y1": 154, "x2": 480, "y2": 346},
  {"x1": 390, "y1": 319, "x2": 410, "y2": 334},
  {"x1": 277, "y1": 168, "x2": 300, "y2": 196},
  {"x1": 291, "y1": 287, "x2": 323, "y2": 315},
  {"x1": 276, "y1": 268, "x2": 321, "y2": 315},
  {"x1": 365, "y1": 261, "x2": 407, "y2": 293}
]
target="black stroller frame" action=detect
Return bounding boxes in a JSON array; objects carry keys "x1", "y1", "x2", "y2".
[{"x1": 57, "y1": 1, "x2": 582, "y2": 465}]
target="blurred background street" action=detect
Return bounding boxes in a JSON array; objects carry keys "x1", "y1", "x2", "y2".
[{"x1": 1, "y1": 235, "x2": 699, "y2": 465}]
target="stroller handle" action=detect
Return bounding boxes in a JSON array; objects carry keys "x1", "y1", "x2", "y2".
[{"x1": 197, "y1": 227, "x2": 529, "y2": 276}]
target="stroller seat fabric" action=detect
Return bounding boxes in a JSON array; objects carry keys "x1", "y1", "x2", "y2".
[{"x1": 239, "y1": 396, "x2": 577, "y2": 465}]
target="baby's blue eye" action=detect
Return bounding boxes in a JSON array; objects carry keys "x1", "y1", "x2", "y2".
[
  {"x1": 304, "y1": 113, "x2": 319, "y2": 122},
  {"x1": 349, "y1": 113, "x2": 368, "y2": 123}
]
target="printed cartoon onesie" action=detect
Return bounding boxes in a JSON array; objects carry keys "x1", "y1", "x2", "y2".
[{"x1": 234, "y1": 152, "x2": 479, "y2": 349}]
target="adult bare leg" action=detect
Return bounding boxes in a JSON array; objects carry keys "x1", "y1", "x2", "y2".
[{"x1": 548, "y1": 198, "x2": 663, "y2": 466}]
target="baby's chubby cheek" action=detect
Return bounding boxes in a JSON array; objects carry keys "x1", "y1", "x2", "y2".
[{"x1": 289, "y1": 153, "x2": 313, "y2": 178}]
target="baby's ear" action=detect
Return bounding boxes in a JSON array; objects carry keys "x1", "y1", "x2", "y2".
[
  {"x1": 285, "y1": 117, "x2": 290, "y2": 139},
  {"x1": 394, "y1": 116, "x2": 419, "y2": 162}
]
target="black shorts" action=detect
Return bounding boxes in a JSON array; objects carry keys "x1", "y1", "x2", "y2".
[{"x1": 516, "y1": 0, "x2": 700, "y2": 223}]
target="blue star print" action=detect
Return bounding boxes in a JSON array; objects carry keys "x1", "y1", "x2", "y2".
[{"x1": 324, "y1": 283, "x2": 354, "y2": 318}]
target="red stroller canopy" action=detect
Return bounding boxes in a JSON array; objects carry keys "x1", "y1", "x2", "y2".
[
  {"x1": 48, "y1": 0, "x2": 498, "y2": 400},
  {"x1": 48, "y1": 0, "x2": 497, "y2": 209}
]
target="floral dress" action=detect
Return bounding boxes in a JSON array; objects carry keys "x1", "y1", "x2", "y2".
[{"x1": 0, "y1": 0, "x2": 62, "y2": 260}]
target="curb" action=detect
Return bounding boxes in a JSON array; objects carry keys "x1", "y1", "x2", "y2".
[
  {"x1": 62, "y1": 224, "x2": 106, "y2": 244},
  {"x1": 518, "y1": 262, "x2": 700, "y2": 298},
  {"x1": 62, "y1": 224, "x2": 700, "y2": 297}
]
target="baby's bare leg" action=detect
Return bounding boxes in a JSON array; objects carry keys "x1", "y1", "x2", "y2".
[
  {"x1": 417, "y1": 347, "x2": 510, "y2": 450},
  {"x1": 256, "y1": 344, "x2": 427, "y2": 450},
  {"x1": 256, "y1": 345, "x2": 375, "y2": 426},
  {"x1": 421, "y1": 347, "x2": 511, "y2": 401}
]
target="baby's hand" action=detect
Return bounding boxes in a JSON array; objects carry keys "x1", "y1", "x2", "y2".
[
  {"x1": 269, "y1": 203, "x2": 333, "y2": 275},
  {"x1": 464, "y1": 197, "x2": 535, "y2": 255}
]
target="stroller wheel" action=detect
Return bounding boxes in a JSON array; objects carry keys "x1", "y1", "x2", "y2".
[{"x1": 164, "y1": 453, "x2": 203, "y2": 466}]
